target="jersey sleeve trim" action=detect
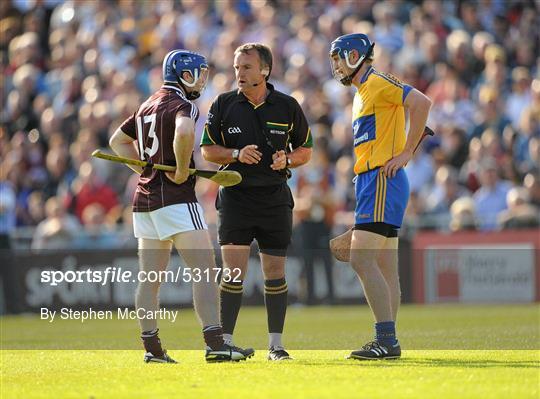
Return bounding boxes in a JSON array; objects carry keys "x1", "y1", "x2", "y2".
[
  {"x1": 120, "y1": 126, "x2": 135, "y2": 138},
  {"x1": 373, "y1": 71, "x2": 403, "y2": 88},
  {"x1": 200, "y1": 124, "x2": 217, "y2": 146},
  {"x1": 402, "y1": 84, "x2": 413, "y2": 103},
  {"x1": 302, "y1": 127, "x2": 313, "y2": 148}
]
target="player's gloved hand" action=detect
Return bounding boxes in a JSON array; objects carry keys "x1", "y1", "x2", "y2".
[
  {"x1": 271, "y1": 150, "x2": 287, "y2": 170},
  {"x1": 239, "y1": 144, "x2": 262, "y2": 164},
  {"x1": 165, "y1": 169, "x2": 190, "y2": 185},
  {"x1": 382, "y1": 148, "x2": 413, "y2": 178}
]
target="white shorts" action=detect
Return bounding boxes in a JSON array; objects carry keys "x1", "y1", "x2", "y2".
[{"x1": 133, "y1": 203, "x2": 207, "y2": 241}]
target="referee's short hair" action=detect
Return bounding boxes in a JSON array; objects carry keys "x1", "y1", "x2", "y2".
[{"x1": 235, "y1": 43, "x2": 273, "y2": 80}]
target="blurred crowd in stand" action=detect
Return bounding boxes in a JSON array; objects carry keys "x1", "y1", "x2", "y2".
[{"x1": 1, "y1": 0, "x2": 539, "y2": 303}]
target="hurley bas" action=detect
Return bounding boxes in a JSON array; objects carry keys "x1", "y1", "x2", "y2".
[{"x1": 40, "y1": 307, "x2": 179, "y2": 323}]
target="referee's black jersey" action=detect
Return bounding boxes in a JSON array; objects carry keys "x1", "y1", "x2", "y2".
[{"x1": 200, "y1": 83, "x2": 312, "y2": 188}]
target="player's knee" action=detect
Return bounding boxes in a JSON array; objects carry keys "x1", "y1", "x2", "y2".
[
  {"x1": 350, "y1": 250, "x2": 378, "y2": 275},
  {"x1": 350, "y1": 247, "x2": 377, "y2": 264}
]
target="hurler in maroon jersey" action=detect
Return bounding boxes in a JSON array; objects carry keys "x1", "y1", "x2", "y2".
[{"x1": 109, "y1": 49, "x2": 254, "y2": 363}]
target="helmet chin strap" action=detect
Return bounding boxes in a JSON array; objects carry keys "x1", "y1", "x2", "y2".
[
  {"x1": 174, "y1": 71, "x2": 201, "y2": 100},
  {"x1": 340, "y1": 43, "x2": 375, "y2": 86}
]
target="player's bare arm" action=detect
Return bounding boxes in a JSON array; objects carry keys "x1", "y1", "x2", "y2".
[
  {"x1": 270, "y1": 147, "x2": 311, "y2": 170},
  {"x1": 109, "y1": 129, "x2": 143, "y2": 174},
  {"x1": 202, "y1": 144, "x2": 262, "y2": 165},
  {"x1": 166, "y1": 112, "x2": 195, "y2": 185},
  {"x1": 383, "y1": 89, "x2": 432, "y2": 178}
]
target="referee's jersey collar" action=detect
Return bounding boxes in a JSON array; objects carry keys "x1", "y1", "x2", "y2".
[{"x1": 237, "y1": 82, "x2": 275, "y2": 104}]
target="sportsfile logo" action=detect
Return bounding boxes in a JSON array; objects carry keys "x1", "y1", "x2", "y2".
[{"x1": 228, "y1": 126, "x2": 242, "y2": 134}]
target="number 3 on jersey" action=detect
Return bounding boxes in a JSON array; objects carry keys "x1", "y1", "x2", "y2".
[{"x1": 136, "y1": 113, "x2": 159, "y2": 160}]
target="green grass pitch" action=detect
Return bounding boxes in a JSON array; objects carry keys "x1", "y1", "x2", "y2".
[{"x1": 1, "y1": 304, "x2": 539, "y2": 399}]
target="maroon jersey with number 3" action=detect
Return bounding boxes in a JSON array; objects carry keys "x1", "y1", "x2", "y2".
[{"x1": 120, "y1": 84, "x2": 199, "y2": 212}]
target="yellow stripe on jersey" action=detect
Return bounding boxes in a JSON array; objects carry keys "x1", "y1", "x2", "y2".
[
  {"x1": 267, "y1": 122, "x2": 289, "y2": 128},
  {"x1": 287, "y1": 123, "x2": 294, "y2": 132}
]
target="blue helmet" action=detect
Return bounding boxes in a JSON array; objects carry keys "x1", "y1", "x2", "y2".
[
  {"x1": 329, "y1": 33, "x2": 374, "y2": 86},
  {"x1": 162, "y1": 49, "x2": 209, "y2": 99}
]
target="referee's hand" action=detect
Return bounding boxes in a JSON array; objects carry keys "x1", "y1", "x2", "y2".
[
  {"x1": 271, "y1": 150, "x2": 287, "y2": 170},
  {"x1": 239, "y1": 145, "x2": 262, "y2": 164}
]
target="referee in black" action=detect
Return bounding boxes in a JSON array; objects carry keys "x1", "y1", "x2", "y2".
[{"x1": 200, "y1": 43, "x2": 312, "y2": 361}]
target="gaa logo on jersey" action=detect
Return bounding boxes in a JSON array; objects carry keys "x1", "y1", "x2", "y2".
[{"x1": 228, "y1": 126, "x2": 242, "y2": 134}]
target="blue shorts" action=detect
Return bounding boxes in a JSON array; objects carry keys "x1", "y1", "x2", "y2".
[{"x1": 354, "y1": 167, "x2": 409, "y2": 228}]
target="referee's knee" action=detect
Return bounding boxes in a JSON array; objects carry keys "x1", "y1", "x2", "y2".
[{"x1": 260, "y1": 254, "x2": 286, "y2": 279}]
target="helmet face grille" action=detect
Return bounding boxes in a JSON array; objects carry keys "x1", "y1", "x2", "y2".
[
  {"x1": 162, "y1": 50, "x2": 208, "y2": 84},
  {"x1": 329, "y1": 34, "x2": 374, "y2": 86},
  {"x1": 161, "y1": 50, "x2": 209, "y2": 99},
  {"x1": 330, "y1": 34, "x2": 373, "y2": 60}
]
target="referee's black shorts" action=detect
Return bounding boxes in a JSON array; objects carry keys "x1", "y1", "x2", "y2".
[{"x1": 216, "y1": 184, "x2": 293, "y2": 257}]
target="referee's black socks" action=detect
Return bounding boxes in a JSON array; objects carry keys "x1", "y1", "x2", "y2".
[
  {"x1": 219, "y1": 280, "x2": 244, "y2": 337},
  {"x1": 264, "y1": 278, "x2": 288, "y2": 339}
]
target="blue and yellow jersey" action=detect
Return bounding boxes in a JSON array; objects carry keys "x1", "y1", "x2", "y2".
[{"x1": 352, "y1": 66, "x2": 413, "y2": 175}]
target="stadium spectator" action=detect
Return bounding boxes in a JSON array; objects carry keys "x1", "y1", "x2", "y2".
[
  {"x1": 0, "y1": 177, "x2": 16, "y2": 249},
  {"x1": 26, "y1": 191, "x2": 45, "y2": 226},
  {"x1": 332, "y1": 155, "x2": 356, "y2": 216},
  {"x1": 372, "y1": 1, "x2": 403, "y2": 53},
  {"x1": 294, "y1": 139, "x2": 336, "y2": 305},
  {"x1": 426, "y1": 166, "x2": 470, "y2": 219},
  {"x1": 31, "y1": 196, "x2": 80, "y2": 250},
  {"x1": 497, "y1": 187, "x2": 540, "y2": 229},
  {"x1": 404, "y1": 147, "x2": 433, "y2": 195},
  {"x1": 446, "y1": 30, "x2": 474, "y2": 86},
  {"x1": 43, "y1": 145, "x2": 76, "y2": 199},
  {"x1": 523, "y1": 173, "x2": 540, "y2": 208},
  {"x1": 449, "y1": 197, "x2": 477, "y2": 232},
  {"x1": 64, "y1": 161, "x2": 119, "y2": 223},
  {"x1": 507, "y1": 67, "x2": 532, "y2": 128},
  {"x1": 403, "y1": 191, "x2": 425, "y2": 231},
  {"x1": 1, "y1": 0, "x2": 538, "y2": 249},
  {"x1": 72, "y1": 203, "x2": 120, "y2": 249},
  {"x1": 473, "y1": 158, "x2": 512, "y2": 230},
  {"x1": 468, "y1": 85, "x2": 511, "y2": 139}
]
